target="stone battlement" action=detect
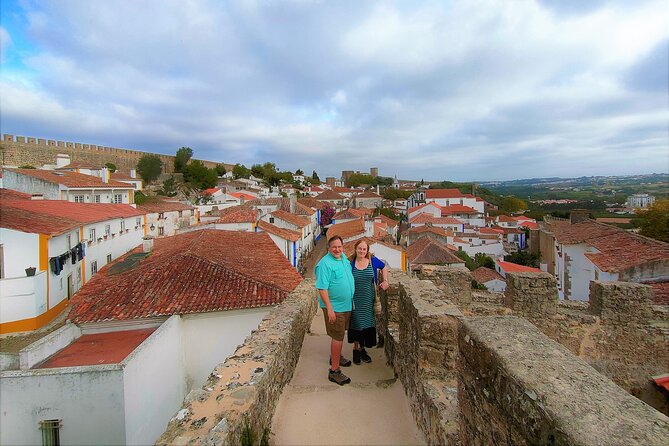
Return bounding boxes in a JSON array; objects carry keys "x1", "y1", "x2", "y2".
[{"x1": 0, "y1": 133, "x2": 231, "y2": 174}]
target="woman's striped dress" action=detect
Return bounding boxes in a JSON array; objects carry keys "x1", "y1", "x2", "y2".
[{"x1": 348, "y1": 262, "x2": 377, "y2": 347}]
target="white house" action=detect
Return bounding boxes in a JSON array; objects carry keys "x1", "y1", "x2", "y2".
[
  {"x1": 137, "y1": 199, "x2": 198, "y2": 238},
  {"x1": 471, "y1": 267, "x2": 506, "y2": 292},
  {"x1": 0, "y1": 230, "x2": 303, "y2": 446},
  {"x1": 0, "y1": 198, "x2": 145, "y2": 334},
  {"x1": 343, "y1": 237, "x2": 406, "y2": 271},
  {"x1": 215, "y1": 208, "x2": 259, "y2": 232},
  {"x1": 3, "y1": 168, "x2": 136, "y2": 204}
]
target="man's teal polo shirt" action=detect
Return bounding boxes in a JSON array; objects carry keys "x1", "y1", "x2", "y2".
[{"x1": 315, "y1": 252, "x2": 354, "y2": 312}]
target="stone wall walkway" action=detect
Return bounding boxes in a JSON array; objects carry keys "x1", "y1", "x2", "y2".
[{"x1": 269, "y1": 313, "x2": 426, "y2": 445}]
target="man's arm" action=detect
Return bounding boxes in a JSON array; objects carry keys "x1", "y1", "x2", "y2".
[{"x1": 318, "y1": 289, "x2": 336, "y2": 323}]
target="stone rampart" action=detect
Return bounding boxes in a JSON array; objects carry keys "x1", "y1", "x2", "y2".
[
  {"x1": 458, "y1": 316, "x2": 669, "y2": 445},
  {"x1": 0, "y1": 133, "x2": 231, "y2": 174},
  {"x1": 381, "y1": 270, "x2": 461, "y2": 445},
  {"x1": 417, "y1": 265, "x2": 472, "y2": 305},
  {"x1": 157, "y1": 280, "x2": 317, "y2": 445},
  {"x1": 504, "y1": 274, "x2": 669, "y2": 415}
]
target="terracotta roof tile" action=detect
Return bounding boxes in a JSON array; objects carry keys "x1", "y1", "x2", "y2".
[
  {"x1": 471, "y1": 267, "x2": 505, "y2": 284},
  {"x1": 408, "y1": 226, "x2": 452, "y2": 237},
  {"x1": 410, "y1": 214, "x2": 463, "y2": 225},
  {"x1": 271, "y1": 209, "x2": 310, "y2": 228},
  {"x1": 327, "y1": 219, "x2": 365, "y2": 240},
  {"x1": 136, "y1": 199, "x2": 195, "y2": 213},
  {"x1": 315, "y1": 190, "x2": 346, "y2": 200},
  {"x1": 217, "y1": 209, "x2": 259, "y2": 224},
  {"x1": 356, "y1": 190, "x2": 382, "y2": 198},
  {"x1": 0, "y1": 189, "x2": 32, "y2": 200},
  {"x1": 229, "y1": 191, "x2": 257, "y2": 201},
  {"x1": 6, "y1": 168, "x2": 133, "y2": 189},
  {"x1": 333, "y1": 208, "x2": 366, "y2": 220},
  {"x1": 69, "y1": 230, "x2": 302, "y2": 323},
  {"x1": 56, "y1": 161, "x2": 103, "y2": 170},
  {"x1": 441, "y1": 204, "x2": 480, "y2": 216},
  {"x1": 1, "y1": 200, "x2": 144, "y2": 235},
  {"x1": 407, "y1": 237, "x2": 464, "y2": 265},
  {"x1": 256, "y1": 220, "x2": 301, "y2": 242},
  {"x1": 374, "y1": 214, "x2": 399, "y2": 227},
  {"x1": 549, "y1": 220, "x2": 669, "y2": 272},
  {"x1": 425, "y1": 188, "x2": 466, "y2": 199},
  {"x1": 298, "y1": 197, "x2": 328, "y2": 210},
  {"x1": 408, "y1": 202, "x2": 439, "y2": 214},
  {"x1": 496, "y1": 260, "x2": 542, "y2": 273}
]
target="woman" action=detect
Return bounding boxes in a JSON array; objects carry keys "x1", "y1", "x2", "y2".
[{"x1": 348, "y1": 239, "x2": 389, "y2": 364}]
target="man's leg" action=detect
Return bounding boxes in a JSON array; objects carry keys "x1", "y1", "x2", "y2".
[{"x1": 331, "y1": 338, "x2": 343, "y2": 369}]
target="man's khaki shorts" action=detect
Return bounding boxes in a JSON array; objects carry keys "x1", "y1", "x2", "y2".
[{"x1": 322, "y1": 309, "x2": 351, "y2": 341}]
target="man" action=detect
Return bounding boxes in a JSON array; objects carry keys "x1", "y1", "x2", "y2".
[{"x1": 315, "y1": 235, "x2": 355, "y2": 385}]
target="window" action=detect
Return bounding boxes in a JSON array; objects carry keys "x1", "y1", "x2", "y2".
[
  {"x1": 269, "y1": 217, "x2": 275, "y2": 224},
  {"x1": 120, "y1": 221, "x2": 126, "y2": 232},
  {"x1": 94, "y1": 195, "x2": 101, "y2": 203},
  {"x1": 74, "y1": 195, "x2": 85, "y2": 203},
  {"x1": 158, "y1": 212, "x2": 165, "y2": 220},
  {"x1": 91, "y1": 261, "x2": 98, "y2": 274},
  {"x1": 136, "y1": 217, "x2": 142, "y2": 227},
  {"x1": 89, "y1": 228, "x2": 96, "y2": 241},
  {"x1": 113, "y1": 194, "x2": 123, "y2": 204},
  {"x1": 105, "y1": 224, "x2": 111, "y2": 236},
  {"x1": 76, "y1": 268, "x2": 81, "y2": 283},
  {"x1": 39, "y1": 419, "x2": 62, "y2": 446},
  {"x1": 66, "y1": 235, "x2": 72, "y2": 250},
  {"x1": 106, "y1": 254, "x2": 112, "y2": 264},
  {"x1": 178, "y1": 211, "x2": 183, "y2": 217},
  {"x1": 158, "y1": 227, "x2": 165, "y2": 236}
]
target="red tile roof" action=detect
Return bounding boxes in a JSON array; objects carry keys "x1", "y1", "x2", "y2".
[
  {"x1": 315, "y1": 190, "x2": 345, "y2": 200},
  {"x1": 425, "y1": 188, "x2": 465, "y2": 199},
  {"x1": 1, "y1": 200, "x2": 144, "y2": 235},
  {"x1": 37, "y1": 329, "x2": 155, "y2": 368},
  {"x1": 0, "y1": 189, "x2": 32, "y2": 200},
  {"x1": 407, "y1": 236, "x2": 464, "y2": 265},
  {"x1": 374, "y1": 214, "x2": 399, "y2": 228},
  {"x1": 229, "y1": 191, "x2": 257, "y2": 201},
  {"x1": 136, "y1": 199, "x2": 195, "y2": 213},
  {"x1": 298, "y1": 197, "x2": 329, "y2": 210},
  {"x1": 202, "y1": 187, "x2": 221, "y2": 196},
  {"x1": 496, "y1": 260, "x2": 542, "y2": 273},
  {"x1": 519, "y1": 221, "x2": 539, "y2": 230},
  {"x1": 410, "y1": 214, "x2": 463, "y2": 225},
  {"x1": 6, "y1": 168, "x2": 133, "y2": 189},
  {"x1": 69, "y1": 230, "x2": 302, "y2": 323},
  {"x1": 256, "y1": 220, "x2": 301, "y2": 242},
  {"x1": 327, "y1": 219, "x2": 366, "y2": 240},
  {"x1": 549, "y1": 220, "x2": 669, "y2": 273},
  {"x1": 497, "y1": 215, "x2": 518, "y2": 223},
  {"x1": 356, "y1": 190, "x2": 382, "y2": 198},
  {"x1": 271, "y1": 209, "x2": 310, "y2": 228},
  {"x1": 471, "y1": 267, "x2": 505, "y2": 284},
  {"x1": 110, "y1": 171, "x2": 140, "y2": 182},
  {"x1": 333, "y1": 208, "x2": 366, "y2": 221},
  {"x1": 217, "y1": 208, "x2": 259, "y2": 224},
  {"x1": 441, "y1": 204, "x2": 480, "y2": 216},
  {"x1": 408, "y1": 202, "x2": 439, "y2": 214},
  {"x1": 408, "y1": 225, "x2": 452, "y2": 237}
]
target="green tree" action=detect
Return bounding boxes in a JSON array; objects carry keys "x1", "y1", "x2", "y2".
[
  {"x1": 373, "y1": 207, "x2": 399, "y2": 220},
  {"x1": 454, "y1": 250, "x2": 477, "y2": 271},
  {"x1": 312, "y1": 170, "x2": 320, "y2": 182},
  {"x1": 636, "y1": 199, "x2": 669, "y2": 242},
  {"x1": 174, "y1": 147, "x2": 193, "y2": 173},
  {"x1": 383, "y1": 189, "x2": 413, "y2": 200},
  {"x1": 251, "y1": 164, "x2": 265, "y2": 178},
  {"x1": 295, "y1": 169, "x2": 304, "y2": 175},
  {"x1": 18, "y1": 164, "x2": 36, "y2": 169},
  {"x1": 500, "y1": 196, "x2": 528, "y2": 213},
  {"x1": 133, "y1": 190, "x2": 148, "y2": 204},
  {"x1": 474, "y1": 253, "x2": 495, "y2": 269},
  {"x1": 104, "y1": 162, "x2": 117, "y2": 172},
  {"x1": 504, "y1": 251, "x2": 540, "y2": 267},
  {"x1": 346, "y1": 173, "x2": 375, "y2": 187},
  {"x1": 232, "y1": 163, "x2": 251, "y2": 179},
  {"x1": 215, "y1": 163, "x2": 227, "y2": 176},
  {"x1": 136, "y1": 154, "x2": 163, "y2": 183},
  {"x1": 184, "y1": 160, "x2": 217, "y2": 189},
  {"x1": 158, "y1": 176, "x2": 177, "y2": 196}
]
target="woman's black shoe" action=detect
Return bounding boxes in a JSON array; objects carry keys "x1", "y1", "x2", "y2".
[
  {"x1": 353, "y1": 349, "x2": 361, "y2": 365},
  {"x1": 360, "y1": 348, "x2": 372, "y2": 363}
]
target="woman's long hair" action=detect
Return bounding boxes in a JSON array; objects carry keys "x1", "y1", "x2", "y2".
[{"x1": 351, "y1": 239, "x2": 372, "y2": 263}]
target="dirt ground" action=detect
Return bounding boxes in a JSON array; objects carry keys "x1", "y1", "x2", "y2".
[{"x1": 0, "y1": 308, "x2": 69, "y2": 354}]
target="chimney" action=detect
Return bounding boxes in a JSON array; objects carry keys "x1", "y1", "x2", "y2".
[
  {"x1": 130, "y1": 169, "x2": 136, "y2": 179},
  {"x1": 569, "y1": 209, "x2": 589, "y2": 224},
  {"x1": 56, "y1": 154, "x2": 70, "y2": 168},
  {"x1": 101, "y1": 167, "x2": 109, "y2": 183},
  {"x1": 142, "y1": 235, "x2": 154, "y2": 253},
  {"x1": 31, "y1": 194, "x2": 44, "y2": 201},
  {"x1": 290, "y1": 194, "x2": 297, "y2": 214}
]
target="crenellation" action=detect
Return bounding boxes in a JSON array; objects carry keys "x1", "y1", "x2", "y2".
[
  {"x1": 3, "y1": 134, "x2": 13, "y2": 141},
  {"x1": 16, "y1": 136, "x2": 25, "y2": 143}
]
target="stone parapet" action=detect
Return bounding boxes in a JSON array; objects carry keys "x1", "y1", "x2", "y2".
[
  {"x1": 417, "y1": 265, "x2": 472, "y2": 305},
  {"x1": 504, "y1": 271, "x2": 558, "y2": 316},
  {"x1": 384, "y1": 270, "x2": 461, "y2": 445},
  {"x1": 458, "y1": 316, "x2": 669, "y2": 445},
  {"x1": 589, "y1": 281, "x2": 654, "y2": 324},
  {"x1": 157, "y1": 280, "x2": 317, "y2": 446}
]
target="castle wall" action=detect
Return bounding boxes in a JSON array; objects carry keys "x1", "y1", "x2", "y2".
[
  {"x1": 0, "y1": 133, "x2": 232, "y2": 174},
  {"x1": 458, "y1": 316, "x2": 668, "y2": 445}
]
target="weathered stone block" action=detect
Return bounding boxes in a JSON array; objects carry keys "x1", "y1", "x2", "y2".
[
  {"x1": 589, "y1": 281, "x2": 653, "y2": 324},
  {"x1": 504, "y1": 271, "x2": 558, "y2": 317}
]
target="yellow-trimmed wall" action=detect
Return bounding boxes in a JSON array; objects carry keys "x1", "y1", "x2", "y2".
[{"x1": 0, "y1": 298, "x2": 68, "y2": 335}]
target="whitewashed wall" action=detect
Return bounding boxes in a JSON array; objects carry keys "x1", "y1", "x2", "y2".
[
  {"x1": 215, "y1": 222, "x2": 254, "y2": 232},
  {"x1": 564, "y1": 244, "x2": 598, "y2": 301},
  {"x1": 19, "y1": 323, "x2": 82, "y2": 370},
  {"x1": 0, "y1": 229, "x2": 39, "y2": 278},
  {"x1": 0, "y1": 366, "x2": 126, "y2": 445},
  {"x1": 369, "y1": 243, "x2": 404, "y2": 270},
  {"x1": 122, "y1": 316, "x2": 186, "y2": 445},
  {"x1": 461, "y1": 242, "x2": 506, "y2": 258},
  {"x1": 483, "y1": 279, "x2": 506, "y2": 293},
  {"x1": 181, "y1": 308, "x2": 269, "y2": 391}
]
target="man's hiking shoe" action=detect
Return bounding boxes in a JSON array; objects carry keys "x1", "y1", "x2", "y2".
[
  {"x1": 329, "y1": 356, "x2": 352, "y2": 367},
  {"x1": 328, "y1": 369, "x2": 351, "y2": 386},
  {"x1": 360, "y1": 348, "x2": 372, "y2": 363},
  {"x1": 353, "y1": 349, "x2": 361, "y2": 365}
]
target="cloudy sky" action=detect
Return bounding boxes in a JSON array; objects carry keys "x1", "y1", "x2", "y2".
[{"x1": 1, "y1": 0, "x2": 667, "y2": 181}]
